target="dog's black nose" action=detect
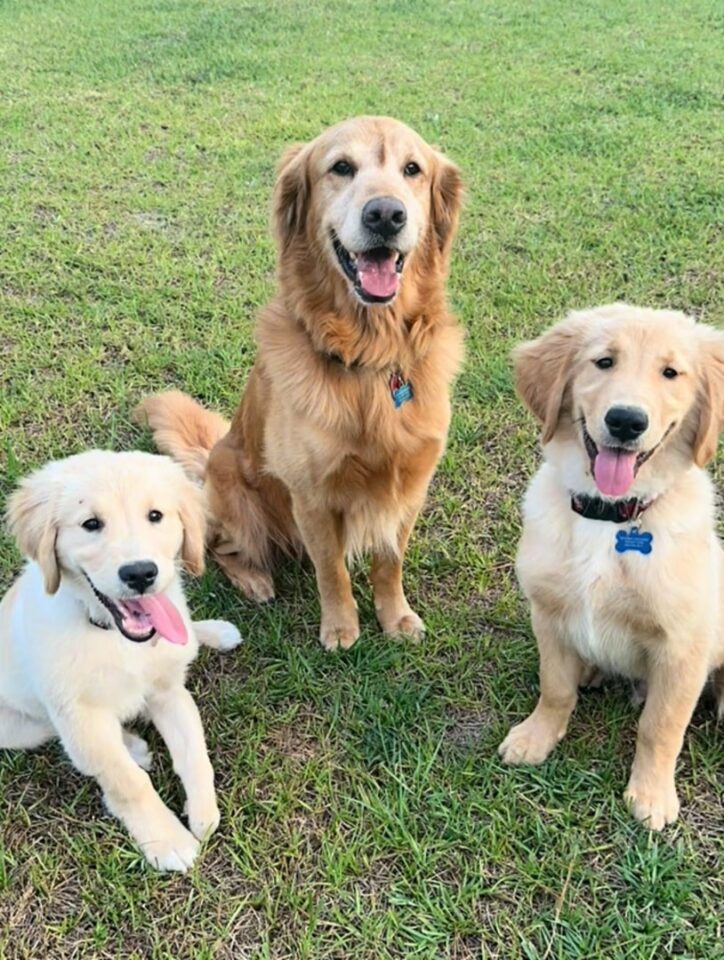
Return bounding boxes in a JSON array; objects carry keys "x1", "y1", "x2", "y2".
[
  {"x1": 361, "y1": 196, "x2": 407, "y2": 239},
  {"x1": 604, "y1": 406, "x2": 649, "y2": 443},
  {"x1": 118, "y1": 561, "x2": 158, "y2": 594}
]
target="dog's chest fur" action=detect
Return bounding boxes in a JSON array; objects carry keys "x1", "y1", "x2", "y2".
[
  {"x1": 251, "y1": 306, "x2": 463, "y2": 554},
  {"x1": 518, "y1": 465, "x2": 719, "y2": 679}
]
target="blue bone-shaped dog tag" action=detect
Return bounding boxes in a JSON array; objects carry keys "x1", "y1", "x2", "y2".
[
  {"x1": 615, "y1": 528, "x2": 653, "y2": 555},
  {"x1": 390, "y1": 372, "x2": 413, "y2": 409}
]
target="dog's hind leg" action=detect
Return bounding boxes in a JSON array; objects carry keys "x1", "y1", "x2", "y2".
[
  {"x1": 0, "y1": 706, "x2": 54, "y2": 750},
  {"x1": 212, "y1": 546, "x2": 275, "y2": 603},
  {"x1": 206, "y1": 439, "x2": 276, "y2": 602}
]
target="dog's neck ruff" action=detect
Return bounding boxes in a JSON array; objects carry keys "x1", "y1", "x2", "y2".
[
  {"x1": 570, "y1": 493, "x2": 654, "y2": 524},
  {"x1": 321, "y1": 350, "x2": 413, "y2": 408}
]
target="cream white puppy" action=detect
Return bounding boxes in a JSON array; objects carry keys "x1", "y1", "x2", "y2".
[
  {"x1": 1, "y1": 450, "x2": 242, "y2": 872},
  {"x1": 499, "y1": 304, "x2": 724, "y2": 830}
]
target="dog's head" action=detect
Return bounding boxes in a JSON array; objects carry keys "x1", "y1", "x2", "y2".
[
  {"x1": 514, "y1": 303, "x2": 724, "y2": 497},
  {"x1": 6, "y1": 450, "x2": 206, "y2": 643},
  {"x1": 273, "y1": 115, "x2": 462, "y2": 309}
]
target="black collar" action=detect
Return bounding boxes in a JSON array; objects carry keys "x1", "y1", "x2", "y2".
[{"x1": 570, "y1": 493, "x2": 654, "y2": 524}]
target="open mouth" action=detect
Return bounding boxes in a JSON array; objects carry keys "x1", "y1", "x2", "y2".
[
  {"x1": 332, "y1": 233, "x2": 405, "y2": 304},
  {"x1": 582, "y1": 422, "x2": 669, "y2": 498},
  {"x1": 83, "y1": 572, "x2": 188, "y2": 645}
]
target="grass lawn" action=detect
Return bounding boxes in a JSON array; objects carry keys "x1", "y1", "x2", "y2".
[{"x1": 1, "y1": 0, "x2": 723, "y2": 956}]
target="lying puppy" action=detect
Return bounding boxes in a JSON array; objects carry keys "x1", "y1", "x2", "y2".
[
  {"x1": 138, "y1": 116, "x2": 464, "y2": 650},
  {"x1": 499, "y1": 304, "x2": 724, "y2": 829},
  {"x1": 1, "y1": 450, "x2": 241, "y2": 871}
]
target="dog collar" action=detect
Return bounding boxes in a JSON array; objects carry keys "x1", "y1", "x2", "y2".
[{"x1": 570, "y1": 494, "x2": 654, "y2": 524}]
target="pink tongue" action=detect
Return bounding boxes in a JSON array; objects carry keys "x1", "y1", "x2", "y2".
[
  {"x1": 129, "y1": 595, "x2": 188, "y2": 645},
  {"x1": 357, "y1": 251, "x2": 399, "y2": 299},
  {"x1": 593, "y1": 448, "x2": 638, "y2": 497}
]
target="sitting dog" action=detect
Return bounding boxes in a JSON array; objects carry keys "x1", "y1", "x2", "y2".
[
  {"x1": 138, "y1": 116, "x2": 464, "y2": 650},
  {"x1": 1, "y1": 450, "x2": 241, "y2": 870},
  {"x1": 499, "y1": 303, "x2": 724, "y2": 829}
]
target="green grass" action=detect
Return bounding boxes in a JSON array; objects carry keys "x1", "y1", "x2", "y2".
[{"x1": 1, "y1": 0, "x2": 723, "y2": 956}]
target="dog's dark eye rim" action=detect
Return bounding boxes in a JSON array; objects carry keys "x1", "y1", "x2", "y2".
[
  {"x1": 662, "y1": 367, "x2": 679, "y2": 379},
  {"x1": 594, "y1": 357, "x2": 614, "y2": 369},
  {"x1": 81, "y1": 517, "x2": 104, "y2": 532},
  {"x1": 330, "y1": 159, "x2": 355, "y2": 177},
  {"x1": 148, "y1": 509, "x2": 163, "y2": 523},
  {"x1": 404, "y1": 161, "x2": 422, "y2": 177}
]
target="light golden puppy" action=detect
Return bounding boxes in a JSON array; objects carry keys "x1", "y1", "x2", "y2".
[
  {"x1": 499, "y1": 303, "x2": 724, "y2": 829},
  {"x1": 138, "y1": 116, "x2": 464, "y2": 651},
  {"x1": 1, "y1": 450, "x2": 242, "y2": 871}
]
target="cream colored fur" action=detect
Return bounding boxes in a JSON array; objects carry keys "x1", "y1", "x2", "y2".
[{"x1": 0, "y1": 450, "x2": 242, "y2": 871}]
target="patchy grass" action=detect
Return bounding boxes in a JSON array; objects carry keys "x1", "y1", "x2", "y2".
[{"x1": 1, "y1": 0, "x2": 723, "y2": 957}]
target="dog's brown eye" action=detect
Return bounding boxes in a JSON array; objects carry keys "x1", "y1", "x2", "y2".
[
  {"x1": 330, "y1": 160, "x2": 354, "y2": 177},
  {"x1": 404, "y1": 161, "x2": 421, "y2": 177},
  {"x1": 662, "y1": 367, "x2": 679, "y2": 380},
  {"x1": 594, "y1": 357, "x2": 614, "y2": 369},
  {"x1": 148, "y1": 510, "x2": 163, "y2": 523},
  {"x1": 82, "y1": 517, "x2": 103, "y2": 532}
]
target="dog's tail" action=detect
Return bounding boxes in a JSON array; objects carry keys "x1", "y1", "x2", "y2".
[{"x1": 134, "y1": 391, "x2": 229, "y2": 482}]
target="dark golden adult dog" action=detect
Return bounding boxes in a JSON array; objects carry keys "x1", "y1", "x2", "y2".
[{"x1": 138, "y1": 116, "x2": 464, "y2": 649}]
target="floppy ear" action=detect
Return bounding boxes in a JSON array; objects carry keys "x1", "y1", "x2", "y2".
[
  {"x1": 178, "y1": 479, "x2": 207, "y2": 577},
  {"x1": 6, "y1": 471, "x2": 60, "y2": 594},
  {"x1": 514, "y1": 318, "x2": 584, "y2": 443},
  {"x1": 693, "y1": 328, "x2": 724, "y2": 467},
  {"x1": 272, "y1": 144, "x2": 309, "y2": 251},
  {"x1": 430, "y1": 154, "x2": 463, "y2": 259}
]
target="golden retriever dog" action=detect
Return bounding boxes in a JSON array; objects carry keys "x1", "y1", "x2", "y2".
[
  {"x1": 1, "y1": 451, "x2": 242, "y2": 871},
  {"x1": 499, "y1": 303, "x2": 724, "y2": 829},
  {"x1": 138, "y1": 116, "x2": 464, "y2": 650}
]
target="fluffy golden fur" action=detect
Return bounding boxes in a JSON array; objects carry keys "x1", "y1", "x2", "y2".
[
  {"x1": 1, "y1": 451, "x2": 242, "y2": 871},
  {"x1": 499, "y1": 303, "x2": 724, "y2": 829},
  {"x1": 138, "y1": 116, "x2": 464, "y2": 649}
]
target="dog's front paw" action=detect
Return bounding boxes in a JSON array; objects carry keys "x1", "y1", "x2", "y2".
[
  {"x1": 498, "y1": 716, "x2": 561, "y2": 766},
  {"x1": 197, "y1": 619, "x2": 243, "y2": 652},
  {"x1": 186, "y1": 798, "x2": 221, "y2": 842},
  {"x1": 384, "y1": 611, "x2": 425, "y2": 642},
  {"x1": 140, "y1": 817, "x2": 201, "y2": 872},
  {"x1": 320, "y1": 620, "x2": 360, "y2": 651},
  {"x1": 624, "y1": 776, "x2": 680, "y2": 830}
]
